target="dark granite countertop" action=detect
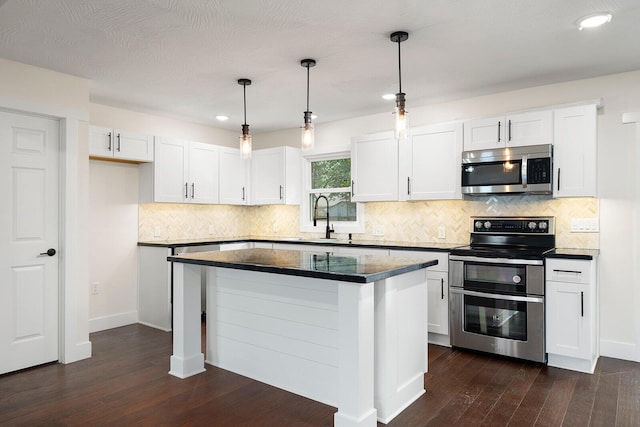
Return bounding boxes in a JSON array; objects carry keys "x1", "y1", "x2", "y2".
[
  {"x1": 139, "y1": 236, "x2": 462, "y2": 252},
  {"x1": 167, "y1": 248, "x2": 438, "y2": 284},
  {"x1": 545, "y1": 248, "x2": 600, "y2": 260}
]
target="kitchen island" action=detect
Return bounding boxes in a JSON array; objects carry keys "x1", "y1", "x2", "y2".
[{"x1": 167, "y1": 248, "x2": 437, "y2": 427}]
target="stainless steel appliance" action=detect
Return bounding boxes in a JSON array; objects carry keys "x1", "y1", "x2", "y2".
[
  {"x1": 449, "y1": 217, "x2": 555, "y2": 363},
  {"x1": 461, "y1": 144, "x2": 553, "y2": 195}
]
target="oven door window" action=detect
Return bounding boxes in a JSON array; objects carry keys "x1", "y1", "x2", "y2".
[
  {"x1": 464, "y1": 294, "x2": 527, "y2": 341},
  {"x1": 464, "y1": 263, "x2": 526, "y2": 294},
  {"x1": 462, "y1": 160, "x2": 522, "y2": 187}
]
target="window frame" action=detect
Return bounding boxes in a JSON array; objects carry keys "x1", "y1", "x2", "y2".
[{"x1": 300, "y1": 148, "x2": 365, "y2": 234}]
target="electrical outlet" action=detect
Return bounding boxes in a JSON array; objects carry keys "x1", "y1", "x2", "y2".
[
  {"x1": 372, "y1": 225, "x2": 385, "y2": 236},
  {"x1": 438, "y1": 226, "x2": 446, "y2": 239},
  {"x1": 208, "y1": 225, "x2": 215, "y2": 235},
  {"x1": 570, "y1": 218, "x2": 599, "y2": 233},
  {"x1": 154, "y1": 226, "x2": 161, "y2": 237},
  {"x1": 91, "y1": 282, "x2": 100, "y2": 295}
]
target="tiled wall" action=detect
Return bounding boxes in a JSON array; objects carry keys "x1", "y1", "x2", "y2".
[{"x1": 139, "y1": 196, "x2": 599, "y2": 249}]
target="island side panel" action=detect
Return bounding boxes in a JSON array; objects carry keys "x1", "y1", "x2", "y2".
[
  {"x1": 374, "y1": 268, "x2": 427, "y2": 423},
  {"x1": 206, "y1": 267, "x2": 340, "y2": 406},
  {"x1": 169, "y1": 262, "x2": 205, "y2": 378},
  {"x1": 334, "y1": 281, "x2": 378, "y2": 427}
]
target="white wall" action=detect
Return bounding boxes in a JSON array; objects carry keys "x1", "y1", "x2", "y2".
[
  {"x1": 88, "y1": 160, "x2": 140, "y2": 331},
  {"x1": 257, "y1": 70, "x2": 640, "y2": 361}
]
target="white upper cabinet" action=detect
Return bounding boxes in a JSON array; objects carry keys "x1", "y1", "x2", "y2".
[
  {"x1": 399, "y1": 122, "x2": 463, "y2": 201},
  {"x1": 553, "y1": 104, "x2": 597, "y2": 198},
  {"x1": 139, "y1": 137, "x2": 219, "y2": 204},
  {"x1": 219, "y1": 146, "x2": 248, "y2": 205},
  {"x1": 351, "y1": 131, "x2": 398, "y2": 202},
  {"x1": 89, "y1": 125, "x2": 154, "y2": 162},
  {"x1": 463, "y1": 110, "x2": 553, "y2": 151},
  {"x1": 250, "y1": 146, "x2": 301, "y2": 205}
]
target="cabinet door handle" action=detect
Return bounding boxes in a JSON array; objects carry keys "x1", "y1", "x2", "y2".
[
  {"x1": 351, "y1": 180, "x2": 355, "y2": 197},
  {"x1": 441, "y1": 278, "x2": 444, "y2": 300},
  {"x1": 581, "y1": 291, "x2": 584, "y2": 317},
  {"x1": 242, "y1": 186, "x2": 245, "y2": 201},
  {"x1": 191, "y1": 183, "x2": 195, "y2": 199},
  {"x1": 185, "y1": 182, "x2": 188, "y2": 199},
  {"x1": 497, "y1": 121, "x2": 501, "y2": 143},
  {"x1": 552, "y1": 269, "x2": 582, "y2": 274},
  {"x1": 407, "y1": 177, "x2": 411, "y2": 195},
  {"x1": 107, "y1": 132, "x2": 112, "y2": 151},
  {"x1": 557, "y1": 168, "x2": 561, "y2": 191},
  {"x1": 116, "y1": 133, "x2": 121, "y2": 152},
  {"x1": 279, "y1": 185, "x2": 283, "y2": 200},
  {"x1": 508, "y1": 119, "x2": 512, "y2": 141}
]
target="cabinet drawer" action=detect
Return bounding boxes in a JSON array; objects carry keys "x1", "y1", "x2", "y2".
[{"x1": 546, "y1": 259, "x2": 590, "y2": 284}]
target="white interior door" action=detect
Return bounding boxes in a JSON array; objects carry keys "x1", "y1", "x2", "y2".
[{"x1": 0, "y1": 110, "x2": 59, "y2": 375}]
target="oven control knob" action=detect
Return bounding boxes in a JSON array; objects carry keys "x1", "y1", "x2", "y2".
[
  {"x1": 475, "y1": 221, "x2": 483, "y2": 230},
  {"x1": 539, "y1": 222, "x2": 547, "y2": 230},
  {"x1": 513, "y1": 275, "x2": 522, "y2": 284},
  {"x1": 528, "y1": 221, "x2": 537, "y2": 230},
  {"x1": 483, "y1": 221, "x2": 492, "y2": 229}
]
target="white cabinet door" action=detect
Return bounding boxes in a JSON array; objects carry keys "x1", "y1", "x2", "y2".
[
  {"x1": 401, "y1": 122, "x2": 463, "y2": 201},
  {"x1": 116, "y1": 130, "x2": 154, "y2": 162},
  {"x1": 553, "y1": 104, "x2": 597, "y2": 198},
  {"x1": 463, "y1": 110, "x2": 552, "y2": 151},
  {"x1": 426, "y1": 271, "x2": 448, "y2": 335},
  {"x1": 188, "y1": 142, "x2": 219, "y2": 204},
  {"x1": 89, "y1": 126, "x2": 153, "y2": 162},
  {"x1": 219, "y1": 147, "x2": 248, "y2": 205},
  {"x1": 250, "y1": 147, "x2": 300, "y2": 205},
  {"x1": 153, "y1": 137, "x2": 188, "y2": 203},
  {"x1": 463, "y1": 116, "x2": 503, "y2": 151},
  {"x1": 546, "y1": 280, "x2": 590, "y2": 359},
  {"x1": 351, "y1": 131, "x2": 398, "y2": 202},
  {"x1": 506, "y1": 110, "x2": 553, "y2": 148},
  {"x1": 251, "y1": 148, "x2": 285, "y2": 205}
]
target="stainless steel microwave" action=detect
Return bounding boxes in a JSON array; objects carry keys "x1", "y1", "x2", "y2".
[{"x1": 461, "y1": 144, "x2": 553, "y2": 195}]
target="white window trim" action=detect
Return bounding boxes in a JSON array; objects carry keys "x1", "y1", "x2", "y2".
[{"x1": 300, "y1": 149, "x2": 365, "y2": 234}]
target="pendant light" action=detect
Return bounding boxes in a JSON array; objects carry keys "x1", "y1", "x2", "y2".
[
  {"x1": 300, "y1": 58, "x2": 316, "y2": 150},
  {"x1": 390, "y1": 31, "x2": 409, "y2": 140},
  {"x1": 238, "y1": 78, "x2": 252, "y2": 159}
]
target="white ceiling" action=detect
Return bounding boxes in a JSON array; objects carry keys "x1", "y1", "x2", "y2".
[{"x1": 1, "y1": 0, "x2": 639, "y2": 133}]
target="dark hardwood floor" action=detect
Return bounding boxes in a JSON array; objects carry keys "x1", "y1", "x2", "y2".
[{"x1": 1, "y1": 324, "x2": 639, "y2": 426}]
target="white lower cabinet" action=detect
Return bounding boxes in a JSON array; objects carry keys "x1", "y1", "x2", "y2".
[
  {"x1": 390, "y1": 250, "x2": 450, "y2": 346},
  {"x1": 545, "y1": 257, "x2": 598, "y2": 373}
]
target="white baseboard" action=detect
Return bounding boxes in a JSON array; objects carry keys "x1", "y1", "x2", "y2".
[
  {"x1": 89, "y1": 310, "x2": 138, "y2": 333},
  {"x1": 600, "y1": 339, "x2": 638, "y2": 362},
  {"x1": 60, "y1": 340, "x2": 92, "y2": 364}
]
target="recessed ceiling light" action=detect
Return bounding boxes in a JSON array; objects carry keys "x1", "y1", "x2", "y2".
[
  {"x1": 382, "y1": 93, "x2": 396, "y2": 100},
  {"x1": 577, "y1": 13, "x2": 612, "y2": 30},
  {"x1": 215, "y1": 115, "x2": 229, "y2": 121}
]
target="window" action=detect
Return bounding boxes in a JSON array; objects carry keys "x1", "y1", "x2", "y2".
[{"x1": 301, "y1": 151, "x2": 364, "y2": 234}]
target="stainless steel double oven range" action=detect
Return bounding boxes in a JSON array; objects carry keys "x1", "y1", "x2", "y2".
[{"x1": 449, "y1": 217, "x2": 555, "y2": 363}]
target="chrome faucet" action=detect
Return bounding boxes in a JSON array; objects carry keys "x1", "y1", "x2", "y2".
[{"x1": 313, "y1": 195, "x2": 335, "y2": 239}]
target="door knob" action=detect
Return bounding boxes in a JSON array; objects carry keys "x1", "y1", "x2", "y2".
[{"x1": 39, "y1": 248, "x2": 56, "y2": 257}]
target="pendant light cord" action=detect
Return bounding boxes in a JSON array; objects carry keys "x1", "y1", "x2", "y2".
[
  {"x1": 306, "y1": 64, "x2": 311, "y2": 112},
  {"x1": 243, "y1": 83, "x2": 247, "y2": 126},
  {"x1": 397, "y1": 39, "x2": 402, "y2": 94}
]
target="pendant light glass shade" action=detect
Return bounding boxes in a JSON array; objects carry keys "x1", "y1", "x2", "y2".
[
  {"x1": 238, "y1": 78, "x2": 252, "y2": 159},
  {"x1": 300, "y1": 59, "x2": 316, "y2": 150},
  {"x1": 390, "y1": 31, "x2": 409, "y2": 140}
]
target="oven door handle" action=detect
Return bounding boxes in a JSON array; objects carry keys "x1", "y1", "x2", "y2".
[
  {"x1": 450, "y1": 287, "x2": 544, "y2": 303},
  {"x1": 449, "y1": 255, "x2": 543, "y2": 266}
]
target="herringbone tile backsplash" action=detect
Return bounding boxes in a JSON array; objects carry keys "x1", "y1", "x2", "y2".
[{"x1": 139, "y1": 196, "x2": 599, "y2": 249}]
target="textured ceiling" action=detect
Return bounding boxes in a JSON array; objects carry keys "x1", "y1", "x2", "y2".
[{"x1": 0, "y1": 0, "x2": 639, "y2": 133}]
